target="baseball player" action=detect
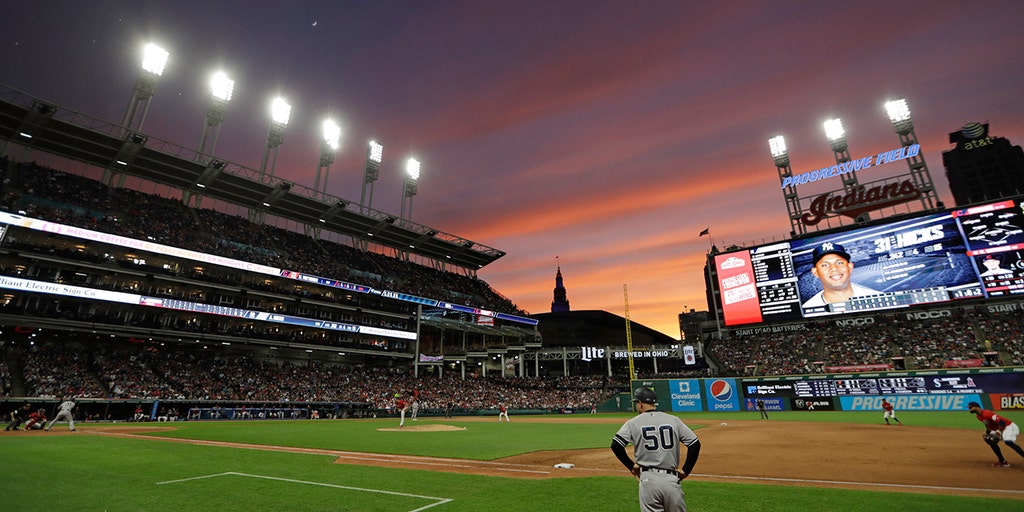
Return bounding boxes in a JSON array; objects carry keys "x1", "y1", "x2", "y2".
[
  {"x1": 611, "y1": 387, "x2": 701, "y2": 512},
  {"x1": 410, "y1": 400, "x2": 419, "y2": 421},
  {"x1": 498, "y1": 404, "x2": 510, "y2": 422},
  {"x1": 23, "y1": 408, "x2": 47, "y2": 430},
  {"x1": 968, "y1": 401, "x2": 1024, "y2": 467},
  {"x1": 396, "y1": 396, "x2": 408, "y2": 428},
  {"x1": 45, "y1": 397, "x2": 77, "y2": 432},
  {"x1": 881, "y1": 398, "x2": 903, "y2": 426}
]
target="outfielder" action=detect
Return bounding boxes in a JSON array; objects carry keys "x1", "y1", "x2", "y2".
[
  {"x1": 611, "y1": 387, "x2": 701, "y2": 512},
  {"x1": 968, "y1": 401, "x2": 1024, "y2": 467},
  {"x1": 45, "y1": 397, "x2": 77, "y2": 432}
]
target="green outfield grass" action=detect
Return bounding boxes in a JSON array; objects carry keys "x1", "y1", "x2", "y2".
[{"x1": 2, "y1": 412, "x2": 1018, "y2": 511}]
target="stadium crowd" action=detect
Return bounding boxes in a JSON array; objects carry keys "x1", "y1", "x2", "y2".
[
  {"x1": 6, "y1": 338, "x2": 622, "y2": 412},
  {"x1": 708, "y1": 308, "x2": 1024, "y2": 376}
]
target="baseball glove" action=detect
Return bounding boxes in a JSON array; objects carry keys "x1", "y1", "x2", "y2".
[{"x1": 983, "y1": 431, "x2": 1002, "y2": 442}]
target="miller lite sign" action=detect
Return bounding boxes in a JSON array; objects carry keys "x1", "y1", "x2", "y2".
[{"x1": 683, "y1": 345, "x2": 696, "y2": 365}]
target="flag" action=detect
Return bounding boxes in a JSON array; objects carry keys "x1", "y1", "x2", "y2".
[{"x1": 699, "y1": 228, "x2": 709, "y2": 237}]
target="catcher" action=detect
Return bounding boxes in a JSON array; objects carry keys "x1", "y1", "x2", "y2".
[{"x1": 968, "y1": 401, "x2": 1024, "y2": 467}]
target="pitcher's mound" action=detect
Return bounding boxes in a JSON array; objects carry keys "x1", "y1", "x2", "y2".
[{"x1": 377, "y1": 424, "x2": 467, "y2": 432}]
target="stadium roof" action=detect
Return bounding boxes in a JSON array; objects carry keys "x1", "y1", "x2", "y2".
[{"x1": 0, "y1": 84, "x2": 505, "y2": 270}]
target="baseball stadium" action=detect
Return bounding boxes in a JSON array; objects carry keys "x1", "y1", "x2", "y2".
[{"x1": 4, "y1": 6, "x2": 1024, "y2": 512}]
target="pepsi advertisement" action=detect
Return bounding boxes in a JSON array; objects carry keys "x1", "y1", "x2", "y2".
[
  {"x1": 716, "y1": 197, "x2": 1024, "y2": 327},
  {"x1": 704, "y1": 378, "x2": 741, "y2": 411}
]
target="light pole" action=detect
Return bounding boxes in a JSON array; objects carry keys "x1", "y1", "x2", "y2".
[
  {"x1": 197, "y1": 71, "x2": 234, "y2": 160},
  {"x1": 259, "y1": 97, "x2": 291, "y2": 178},
  {"x1": 824, "y1": 118, "x2": 867, "y2": 222},
  {"x1": 769, "y1": 135, "x2": 805, "y2": 236},
  {"x1": 314, "y1": 118, "x2": 341, "y2": 193},
  {"x1": 122, "y1": 43, "x2": 168, "y2": 135},
  {"x1": 885, "y1": 98, "x2": 940, "y2": 210},
  {"x1": 400, "y1": 157, "x2": 420, "y2": 222},
  {"x1": 361, "y1": 140, "x2": 383, "y2": 213}
]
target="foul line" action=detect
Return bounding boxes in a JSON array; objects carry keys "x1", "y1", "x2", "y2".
[
  {"x1": 692, "y1": 473, "x2": 1024, "y2": 496},
  {"x1": 158, "y1": 472, "x2": 452, "y2": 512}
]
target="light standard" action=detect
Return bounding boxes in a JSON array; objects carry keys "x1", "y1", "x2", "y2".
[
  {"x1": 259, "y1": 97, "x2": 291, "y2": 178},
  {"x1": 824, "y1": 118, "x2": 867, "y2": 222},
  {"x1": 885, "y1": 98, "x2": 939, "y2": 209},
  {"x1": 769, "y1": 135, "x2": 805, "y2": 236},
  {"x1": 361, "y1": 140, "x2": 383, "y2": 213},
  {"x1": 197, "y1": 71, "x2": 234, "y2": 160},
  {"x1": 122, "y1": 43, "x2": 168, "y2": 134},
  {"x1": 400, "y1": 157, "x2": 420, "y2": 222},
  {"x1": 314, "y1": 119, "x2": 341, "y2": 193}
]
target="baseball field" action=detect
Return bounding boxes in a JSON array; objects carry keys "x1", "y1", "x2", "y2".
[{"x1": 3, "y1": 410, "x2": 1022, "y2": 511}]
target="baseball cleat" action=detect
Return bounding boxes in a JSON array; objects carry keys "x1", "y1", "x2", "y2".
[{"x1": 991, "y1": 461, "x2": 1011, "y2": 467}]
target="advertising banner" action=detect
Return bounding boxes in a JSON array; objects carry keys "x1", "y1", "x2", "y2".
[
  {"x1": 705, "y1": 378, "x2": 741, "y2": 412},
  {"x1": 668, "y1": 379, "x2": 703, "y2": 412},
  {"x1": 839, "y1": 394, "x2": 981, "y2": 411}
]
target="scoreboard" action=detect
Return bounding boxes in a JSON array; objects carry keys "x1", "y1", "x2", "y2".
[{"x1": 714, "y1": 196, "x2": 1024, "y2": 327}]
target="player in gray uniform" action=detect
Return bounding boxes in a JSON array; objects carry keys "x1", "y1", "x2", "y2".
[
  {"x1": 612, "y1": 387, "x2": 701, "y2": 512},
  {"x1": 44, "y1": 397, "x2": 76, "y2": 432}
]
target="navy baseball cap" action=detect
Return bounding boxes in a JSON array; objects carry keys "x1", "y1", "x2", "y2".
[
  {"x1": 967, "y1": 401, "x2": 981, "y2": 410},
  {"x1": 812, "y1": 242, "x2": 851, "y2": 265}
]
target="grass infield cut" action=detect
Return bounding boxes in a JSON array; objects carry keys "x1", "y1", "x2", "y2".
[{"x1": 2, "y1": 411, "x2": 1021, "y2": 511}]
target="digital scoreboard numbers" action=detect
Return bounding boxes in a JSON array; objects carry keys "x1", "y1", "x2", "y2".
[
  {"x1": 750, "y1": 244, "x2": 802, "y2": 322},
  {"x1": 878, "y1": 377, "x2": 929, "y2": 394},
  {"x1": 835, "y1": 378, "x2": 879, "y2": 395},
  {"x1": 794, "y1": 380, "x2": 837, "y2": 398}
]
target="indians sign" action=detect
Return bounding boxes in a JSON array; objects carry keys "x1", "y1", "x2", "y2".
[{"x1": 801, "y1": 180, "x2": 922, "y2": 225}]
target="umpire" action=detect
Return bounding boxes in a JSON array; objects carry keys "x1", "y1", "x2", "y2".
[{"x1": 611, "y1": 387, "x2": 701, "y2": 512}]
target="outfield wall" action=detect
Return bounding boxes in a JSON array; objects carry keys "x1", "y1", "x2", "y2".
[{"x1": 634, "y1": 367, "x2": 1024, "y2": 413}]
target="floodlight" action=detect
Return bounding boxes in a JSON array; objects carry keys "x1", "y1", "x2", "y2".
[
  {"x1": 368, "y1": 140, "x2": 383, "y2": 164},
  {"x1": 823, "y1": 119, "x2": 845, "y2": 142},
  {"x1": 141, "y1": 43, "x2": 168, "y2": 76},
  {"x1": 406, "y1": 157, "x2": 421, "y2": 181},
  {"x1": 322, "y1": 119, "x2": 340, "y2": 150},
  {"x1": 768, "y1": 136, "x2": 787, "y2": 158},
  {"x1": 270, "y1": 97, "x2": 291, "y2": 126},
  {"x1": 210, "y1": 71, "x2": 234, "y2": 102},
  {"x1": 885, "y1": 99, "x2": 910, "y2": 123}
]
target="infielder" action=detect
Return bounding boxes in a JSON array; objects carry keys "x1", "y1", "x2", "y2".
[
  {"x1": 881, "y1": 398, "x2": 903, "y2": 426},
  {"x1": 498, "y1": 404, "x2": 510, "y2": 422},
  {"x1": 45, "y1": 397, "x2": 77, "y2": 432},
  {"x1": 611, "y1": 387, "x2": 701, "y2": 512},
  {"x1": 968, "y1": 401, "x2": 1024, "y2": 467}
]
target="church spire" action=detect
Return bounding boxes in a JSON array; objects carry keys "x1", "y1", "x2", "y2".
[{"x1": 551, "y1": 256, "x2": 570, "y2": 312}]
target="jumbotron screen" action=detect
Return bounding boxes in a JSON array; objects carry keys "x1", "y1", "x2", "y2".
[{"x1": 715, "y1": 197, "x2": 1024, "y2": 326}]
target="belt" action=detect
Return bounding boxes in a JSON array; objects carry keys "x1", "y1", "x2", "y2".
[{"x1": 640, "y1": 467, "x2": 678, "y2": 476}]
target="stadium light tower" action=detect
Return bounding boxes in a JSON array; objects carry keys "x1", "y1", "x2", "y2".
[
  {"x1": 361, "y1": 140, "x2": 383, "y2": 213},
  {"x1": 259, "y1": 97, "x2": 291, "y2": 178},
  {"x1": 400, "y1": 157, "x2": 420, "y2": 221},
  {"x1": 885, "y1": 98, "x2": 940, "y2": 210},
  {"x1": 121, "y1": 43, "x2": 168, "y2": 134},
  {"x1": 197, "y1": 71, "x2": 234, "y2": 160},
  {"x1": 824, "y1": 117, "x2": 867, "y2": 221},
  {"x1": 769, "y1": 135, "x2": 806, "y2": 236},
  {"x1": 314, "y1": 118, "x2": 341, "y2": 193}
]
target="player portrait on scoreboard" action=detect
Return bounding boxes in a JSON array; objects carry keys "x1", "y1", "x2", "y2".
[{"x1": 800, "y1": 241, "x2": 880, "y2": 308}]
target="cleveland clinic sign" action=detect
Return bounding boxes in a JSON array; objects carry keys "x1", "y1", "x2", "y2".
[{"x1": 780, "y1": 143, "x2": 920, "y2": 189}]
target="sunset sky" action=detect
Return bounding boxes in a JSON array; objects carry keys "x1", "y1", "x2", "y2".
[{"x1": 2, "y1": 1, "x2": 1023, "y2": 339}]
